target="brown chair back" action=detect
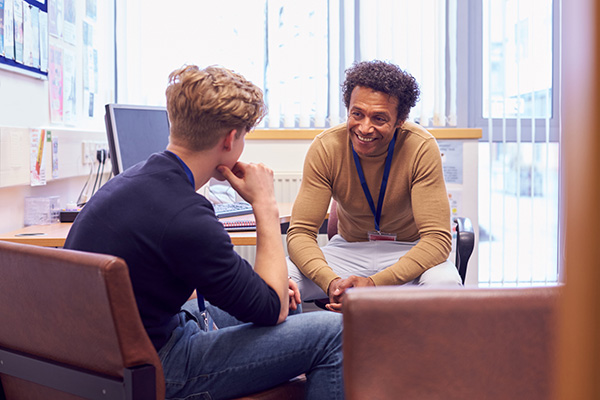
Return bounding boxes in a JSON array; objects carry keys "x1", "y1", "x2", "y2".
[
  {"x1": 343, "y1": 285, "x2": 560, "y2": 400},
  {"x1": 0, "y1": 241, "x2": 165, "y2": 400}
]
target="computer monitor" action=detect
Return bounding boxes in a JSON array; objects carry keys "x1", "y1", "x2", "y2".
[{"x1": 104, "y1": 104, "x2": 171, "y2": 175}]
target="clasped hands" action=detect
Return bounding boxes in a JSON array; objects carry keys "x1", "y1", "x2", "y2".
[
  {"x1": 325, "y1": 275, "x2": 375, "y2": 312},
  {"x1": 288, "y1": 278, "x2": 302, "y2": 311}
]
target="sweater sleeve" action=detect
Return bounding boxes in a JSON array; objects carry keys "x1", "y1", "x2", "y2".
[
  {"x1": 286, "y1": 138, "x2": 340, "y2": 294},
  {"x1": 163, "y1": 202, "x2": 281, "y2": 326},
  {"x1": 370, "y1": 137, "x2": 453, "y2": 286}
]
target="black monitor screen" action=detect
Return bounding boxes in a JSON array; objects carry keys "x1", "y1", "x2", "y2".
[{"x1": 104, "y1": 104, "x2": 170, "y2": 175}]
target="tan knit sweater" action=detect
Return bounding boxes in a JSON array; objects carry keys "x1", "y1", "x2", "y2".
[{"x1": 287, "y1": 121, "x2": 452, "y2": 293}]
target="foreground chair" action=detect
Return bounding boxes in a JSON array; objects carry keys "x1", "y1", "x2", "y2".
[
  {"x1": 343, "y1": 285, "x2": 561, "y2": 400},
  {"x1": 0, "y1": 240, "x2": 304, "y2": 400}
]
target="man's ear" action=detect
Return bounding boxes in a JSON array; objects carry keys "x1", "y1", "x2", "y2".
[{"x1": 222, "y1": 129, "x2": 238, "y2": 151}]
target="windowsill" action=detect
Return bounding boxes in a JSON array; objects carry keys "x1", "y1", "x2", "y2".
[{"x1": 248, "y1": 128, "x2": 482, "y2": 140}]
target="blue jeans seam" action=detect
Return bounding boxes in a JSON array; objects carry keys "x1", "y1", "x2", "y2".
[{"x1": 164, "y1": 347, "x2": 314, "y2": 387}]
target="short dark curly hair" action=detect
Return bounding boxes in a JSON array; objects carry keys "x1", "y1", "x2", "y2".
[{"x1": 342, "y1": 60, "x2": 420, "y2": 123}]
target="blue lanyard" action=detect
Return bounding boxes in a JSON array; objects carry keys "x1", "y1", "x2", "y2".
[
  {"x1": 351, "y1": 131, "x2": 398, "y2": 232},
  {"x1": 166, "y1": 151, "x2": 195, "y2": 188}
]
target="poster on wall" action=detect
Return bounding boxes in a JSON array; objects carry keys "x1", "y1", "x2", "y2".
[
  {"x1": 1, "y1": 0, "x2": 48, "y2": 78},
  {"x1": 0, "y1": 0, "x2": 5, "y2": 57},
  {"x1": 23, "y1": 3, "x2": 41, "y2": 68},
  {"x1": 30, "y1": 5, "x2": 39, "y2": 68},
  {"x1": 61, "y1": 0, "x2": 74, "y2": 44},
  {"x1": 13, "y1": 0, "x2": 23, "y2": 63},
  {"x1": 48, "y1": 44, "x2": 63, "y2": 123},
  {"x1": 438, "y1": 141, "x2": 464, "y2": 185},
  {"x1": 39, "y1": 9, "x2": 47, "y2": 71},
  {"x1": 62, "y1": 47, "x2": 76, "y2": 125},
  {"x1": 85, "y1": 0, "x2": 95, "y2": 21},
  {"x1": 48, "y1": 0, "x2": 62, "y2": 37},
  {"x1": 4, "y1": 0, "x2": 14, "y2": 60},
  {"x1": 22, "y1": 0, "x2": 31, "y2": 66}
]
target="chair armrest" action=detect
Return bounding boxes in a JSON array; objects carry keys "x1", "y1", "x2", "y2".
[{"x1": 454, "y1": 217, "x2": 474, "y2": 283}]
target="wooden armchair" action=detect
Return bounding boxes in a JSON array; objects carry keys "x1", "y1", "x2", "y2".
[{"x1": 0, "y1": 241, "x2": 304, "y2": 399}]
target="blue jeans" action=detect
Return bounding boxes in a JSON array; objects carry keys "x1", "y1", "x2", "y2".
[{"x1": 158, "y1": 300, "x2": 344, "y2": 400}]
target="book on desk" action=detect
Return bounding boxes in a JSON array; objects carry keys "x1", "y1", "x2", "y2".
[
  {"x1": 221, "y1": 219, "x2": 256, "y2": 231},
  {"x1": 214, "y1": 201, "x2": 256, "y2": 231}
]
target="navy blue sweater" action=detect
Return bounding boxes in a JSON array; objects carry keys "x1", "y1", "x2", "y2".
[{"x1": 64, "y1": 151, "x2": 280, "y2": 350}]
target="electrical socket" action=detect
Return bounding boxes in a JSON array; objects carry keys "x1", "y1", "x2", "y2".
[
  {"x1": 81, "y1": 141, "x2": 109, "y2": 165},
  {"x1": 81, "y1": 141, "x2": 92, "y2": 165}
]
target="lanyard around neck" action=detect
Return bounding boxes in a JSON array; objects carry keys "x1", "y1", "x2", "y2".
[
  {"x1": 351, "y1": 131, "x2": 398, "y2": 232},
  {"x1": 166, "y1": 150, "x2": 195, "y2": 188},
  {"x1": 166, "y1": 151, "x2": 205, "y2": 311}
]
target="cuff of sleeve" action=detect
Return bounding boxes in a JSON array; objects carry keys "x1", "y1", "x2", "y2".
[
  {"x1": 313, "y1": 268, "x2": 341, "y2": 295},
  {"x1": 370, "y1": 267, "x2": 410, "y2": 287}
]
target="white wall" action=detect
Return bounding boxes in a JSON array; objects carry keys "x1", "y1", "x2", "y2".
[
  {"x1": 0, "y1": 1, "x2": 114, "y2": 233},
  {"x1": 240, "y1": 140, "x2": 311, "y2": 172}
]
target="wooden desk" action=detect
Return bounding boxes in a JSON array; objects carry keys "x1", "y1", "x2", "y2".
[
  {"x1": 0, "y1": 204, "x2": 297, "y2": 248},
  {"x1": 0, "y1": 223, "x2": 72, "y2": 247}
]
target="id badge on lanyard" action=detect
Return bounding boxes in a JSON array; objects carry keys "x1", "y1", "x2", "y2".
[
  {"x1": 368, "y1": 231, "x2": 396, "y2": 241},
  {"x1": 352, "y1": 132, "x2": 398, "y2": 242}
]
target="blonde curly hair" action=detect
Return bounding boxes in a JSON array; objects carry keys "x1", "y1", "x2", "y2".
[{"x1": 166, "y1": 65, "x2": 266, "y2": 151}]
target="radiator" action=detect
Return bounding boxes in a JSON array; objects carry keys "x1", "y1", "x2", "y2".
[
  {"x1": 272, "y1": 172, "x2": 303, "y2": 204},
  {"x1": 234, "y1": 172, "x2": 328, "y2": 264}
]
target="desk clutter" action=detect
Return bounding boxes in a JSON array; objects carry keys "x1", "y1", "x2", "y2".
[
  {"x1": 24, "y1": 196, "x2": 60, "y2": 226},
  {"x1": 214, "y1": 201, "x2": 256, "y2": 231},
  {"x1": 59, "y1": 207, "x2": 83, "y2": 222}
]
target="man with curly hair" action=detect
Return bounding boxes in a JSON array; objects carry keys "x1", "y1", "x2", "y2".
[
  {"x1": 287, "y1": 60, "x2": 461, "y2": 312},
  {"x1": 65, "y1": 65, "x2": 344, "y2": 399}
]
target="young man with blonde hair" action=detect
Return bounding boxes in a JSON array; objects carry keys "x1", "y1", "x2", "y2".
[{"x1": 65, "y1": 65, "x2": 344, "y2": 400}]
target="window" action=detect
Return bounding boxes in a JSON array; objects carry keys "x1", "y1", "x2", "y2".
[
  {"x1": 115, "y1": 0, "x2": 560, "y2": 286},
  {"x1": 468, "y1": 0, "x2": 561, "y2": 286},
  {"x1": 115, "y1": 0, "x2": 456, "y2": 129}
]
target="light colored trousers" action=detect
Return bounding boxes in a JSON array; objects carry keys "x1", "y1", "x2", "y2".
[{"x1": 287, "y1": 234, "x2": 462, "y2": 301}]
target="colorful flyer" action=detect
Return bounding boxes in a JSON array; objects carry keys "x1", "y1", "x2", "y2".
[{"x1": 30, "y1": 129, "x2": 47, "y2": 186}]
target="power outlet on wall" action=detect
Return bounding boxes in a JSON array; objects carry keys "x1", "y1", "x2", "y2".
[{"x1": 81, "y1": 141, "x2": 108, "y2": 165}]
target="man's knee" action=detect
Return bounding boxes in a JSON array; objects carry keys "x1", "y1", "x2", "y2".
[{"x1": 417, "y1": 262, "x2": 462, "y2": 286}]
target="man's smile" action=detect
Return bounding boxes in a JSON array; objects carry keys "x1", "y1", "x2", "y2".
[{"x1": 356, "y1": 133, "x2": 376, "y2": 142}]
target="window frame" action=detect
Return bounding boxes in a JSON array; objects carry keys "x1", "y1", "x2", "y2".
[{"x1": 465, "y1": 0, "x2": 561, "y2": 142}]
